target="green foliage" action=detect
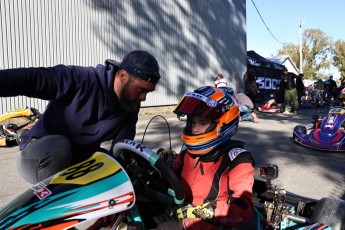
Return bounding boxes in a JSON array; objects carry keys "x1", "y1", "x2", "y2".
[
  {"x1": 277, "y1": 29, "x2": 335, "y2": 80},
  {"x1": 331, "y1": 39, "x2": 345, "y2": 80}
]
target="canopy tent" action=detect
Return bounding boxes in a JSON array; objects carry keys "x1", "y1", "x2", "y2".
[{"x1": 247, "y1": 50, "x2": 286, "y2": 103}]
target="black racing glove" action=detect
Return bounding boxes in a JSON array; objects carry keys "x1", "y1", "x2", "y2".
[{"x1": 157, "y1": 148, "x2": 178, "y2": 168}]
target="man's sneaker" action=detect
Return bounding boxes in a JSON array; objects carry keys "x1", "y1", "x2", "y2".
[{"x1": 283, "y1": 111, "x2": 290, "y2": 114}]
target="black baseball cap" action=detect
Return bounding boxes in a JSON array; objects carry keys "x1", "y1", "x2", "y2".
[{"x1": 107, "y1": 50, "x2": 161, "y2": 84}]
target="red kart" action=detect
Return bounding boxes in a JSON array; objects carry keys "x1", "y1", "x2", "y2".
[{"x1": 257, "y1": 99, "x2": 281, "y2": 113}]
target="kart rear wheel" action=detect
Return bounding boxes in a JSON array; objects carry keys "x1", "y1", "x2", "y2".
[
  {"x1": 16, "y1": 128, "x2": 30, "y2": 145},
  {"x1": 294, "y1": 125, "x2": 307, "y2": 134},
  {"x1": 3, "y1": 123, "x2": 19, "y2": 142},
  {"x1": 30, "y1": 107, "x2": 42, "y2": 119},
  {"x1": 4, "y1": 123, "x2": 18, "y2": 132},
  {"x1": 311, "y1": 197, "x2": 345, "y2": 230}
]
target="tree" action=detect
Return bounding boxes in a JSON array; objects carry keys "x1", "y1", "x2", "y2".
[
  {"x1": 278, "y1": 29, "x2": 332, "y2": 80},
  {"x1": 331, "y1": 39, "x2": 345, "y2": 81}
]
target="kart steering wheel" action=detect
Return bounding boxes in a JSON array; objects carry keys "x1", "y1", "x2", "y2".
[{"x1": 112, "y1": 139, "x2": 185, "y2": 207}]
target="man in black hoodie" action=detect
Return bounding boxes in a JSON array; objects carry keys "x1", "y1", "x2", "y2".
[
  {"x1": 0, "y1": 50, "x2": 161, "y2": 184},
  {"x1": 326, "y1": 75, "x2": 338, "y2": 106},
  {"x1": 280, "y1": 67, "x2": 299, "y2": 114}
]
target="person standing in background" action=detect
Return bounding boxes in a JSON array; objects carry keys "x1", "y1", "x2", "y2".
[
  {"x1": 314, "y1": 77, "x2": 325, "y2": 106},
  {"x1": 243, "y1": 69, "x2": 259, "y2": 104},
  {"x1": 296, "y1": 73, "x2": 305, "y2": 105},
  {"x1": 326, "y1": 75, "x2": 337, "y2": 106},
  {"x1": 280, "y1": 67, "x2": 299, "y2": 114}
]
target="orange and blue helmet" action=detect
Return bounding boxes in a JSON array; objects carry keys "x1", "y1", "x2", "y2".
[{"x1": 173, "y1": 86, "x2": 240, "y2": 157}]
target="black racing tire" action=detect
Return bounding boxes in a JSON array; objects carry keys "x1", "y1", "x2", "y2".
[
  {"x1": 16, "y1": 128, "x2": 30, "y2": 145},
  {"x1": 311, "y1": 197, "x2": 345, "y2": 229},
  {"x1": 30, "y1": 107, "x2": 42, "y2": 119},
  {"x1": 4, "y1": 123, "x2": 19, "y2": 131},
  {"x1": 294, "y1": 125, "x2": 307, "y2": 134},
  {"x1": 4, "y1": 123, "x2": 19, "y2": 142}
]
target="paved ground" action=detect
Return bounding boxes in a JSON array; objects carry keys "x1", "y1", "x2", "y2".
[{"x1": 1, "y1": 107, "x2": 345, "y2": 209}]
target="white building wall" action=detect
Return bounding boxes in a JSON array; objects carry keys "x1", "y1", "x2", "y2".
[{"x1": 0, "y1": 0, "x2": 246, "y2": 114}]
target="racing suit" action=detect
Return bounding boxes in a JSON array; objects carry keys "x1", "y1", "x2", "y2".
[{"x1": 173, "y1": 143, "x2": 255, "y2": 230}]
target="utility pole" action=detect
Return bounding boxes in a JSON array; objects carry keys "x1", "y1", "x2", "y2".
[{"x1": 299, "y1": 19, "x2": 305, "y2": 74}]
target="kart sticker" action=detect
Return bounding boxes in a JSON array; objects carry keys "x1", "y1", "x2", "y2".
[
  {"x1": 228, "y1": 148, "x2": 246, "y2": 161},
  {"x1": 328, "y1": 115, "x2": 335, "y2": 124},
  {"x1": 299, "y1": 223, "x2": 331, "y2": 229},
  {"x1": 325, "y1": 114, "x2": 337, "y2": 128},
  {"x1": 0, "y1": 166, "x2": 134, "y2": 229},
  {"x1": 329, "y1": 108, "x2": 345, "y2": 115},
  {"x1": 32, "y1": 182, "x2": 52, "y2": 200},
  {"x1": 50, "y1": 152, "x2": 121, "y2": 185}
]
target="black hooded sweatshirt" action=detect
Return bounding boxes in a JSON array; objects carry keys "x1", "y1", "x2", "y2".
[{"x1": 0, "y1": 61, "x2": 138, "y2": 154}]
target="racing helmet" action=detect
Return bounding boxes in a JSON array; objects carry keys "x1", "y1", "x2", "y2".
[{"x1": 173, "y1": 86, "x2": 240, "y2": 157}]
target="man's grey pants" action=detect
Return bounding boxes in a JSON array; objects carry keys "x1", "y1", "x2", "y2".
[{"x1": 17, "y1": 135, "x2": 73, "y2": 184}]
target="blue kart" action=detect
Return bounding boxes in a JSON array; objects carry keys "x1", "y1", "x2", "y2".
[{"x1": 293, "y1": 107, "x2": 345, "y2": 151}]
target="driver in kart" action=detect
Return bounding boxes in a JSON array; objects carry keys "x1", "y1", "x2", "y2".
[{"x1": 157, "y1": 86, "x2": 256, "y2": 229}]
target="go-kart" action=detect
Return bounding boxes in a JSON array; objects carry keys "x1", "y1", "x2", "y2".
[
  {"x1": 299, "y1": 90, "x2": 328, "y2": 109},
  {"x1": 0, "y1": 138, "x2": 344, "y2": 229},
  {"x1": 257, "y1": 99, "x2": 282, "y2": 113},
  {"x1": 300, "y1": 93, "x2": 315, "y2": 109},
  {"x1": 293, "y1": 107, "x2": 345, "y2": 151},
  {"x1": 254, "y1": 164, "x2": 344, "y2": 229},
  {"x1": 0, "y1": 139, "x2": 185, "y2": 229},
  {"x1": 0, "y1": 107, "x2": 41, "y2": 146}
]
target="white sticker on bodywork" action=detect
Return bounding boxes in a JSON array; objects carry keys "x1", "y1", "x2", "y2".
[{"x1": 228, "y1": 148, "x2": 246, "y2": 161}]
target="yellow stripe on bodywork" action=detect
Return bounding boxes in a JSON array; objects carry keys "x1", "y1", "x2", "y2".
[
  {"x1": 0, "y1": 108, "x2": 31, "y2": 122},
  {"x1": 330, "y1": 108, "x2": 345, "y2": 115},
  {"x1": 0, "y1": 137, "x2": 6, "y2": 146}
]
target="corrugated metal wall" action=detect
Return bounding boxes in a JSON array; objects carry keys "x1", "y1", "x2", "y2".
[{"x1": 0, "y1": 0, "x2": 246, "y2": 115}]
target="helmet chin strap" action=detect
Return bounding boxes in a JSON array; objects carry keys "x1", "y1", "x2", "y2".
[{"x1": 193, "y1": 157, "x2": 200, "y2": 168}]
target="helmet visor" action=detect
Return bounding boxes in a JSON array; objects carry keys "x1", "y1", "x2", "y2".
[{"x1": 174, "y1": 93, "x2": 228, "y2": 120}]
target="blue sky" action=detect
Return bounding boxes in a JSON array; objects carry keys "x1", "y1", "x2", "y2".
[{"x1": 246, "y1": 0, "x2": 345, "y2": 58}]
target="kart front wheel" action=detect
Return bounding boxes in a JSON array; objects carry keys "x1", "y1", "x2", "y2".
[
  {"x1": 311, "y1": 197, "x2": 345, "y2": 229},
  {"x1": 16, "y1": 128, "x2": 30, "y2": 145},
  {"x1": 294, "y1": 125, "x2": 307, "y2": 134}
]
